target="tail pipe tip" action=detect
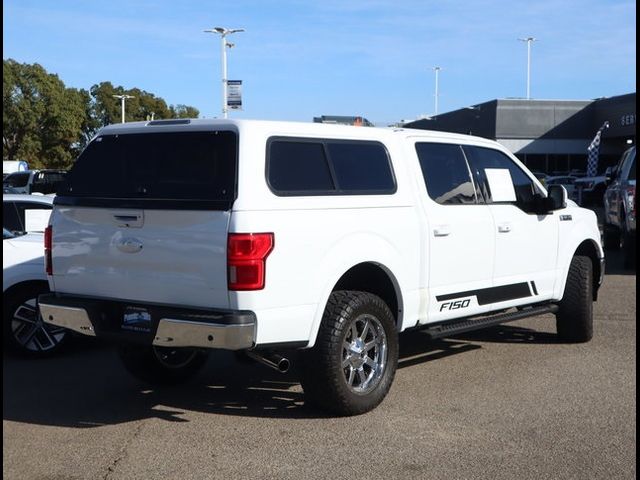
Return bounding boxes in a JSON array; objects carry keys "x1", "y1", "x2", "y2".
[{"x1": 245, "y1": 350, "x2": 290, "y2": 373}]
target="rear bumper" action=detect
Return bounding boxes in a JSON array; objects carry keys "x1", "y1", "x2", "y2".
[{"x1": 38, "y1": 294, "x2": 256, "y2": 350}]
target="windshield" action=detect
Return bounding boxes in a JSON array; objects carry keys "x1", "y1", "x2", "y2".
[
  {"x1": 629, "y1": 155, "x2": 636, "y2": 181},
  {"x1": 59, "y1": 131, "x2": 237, "y2": 209},
  {"x1": 3, "y1": 172, "x2": 30, "y2": 188}
]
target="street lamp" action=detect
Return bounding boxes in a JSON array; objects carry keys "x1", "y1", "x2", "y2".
[
  {"x1": 432, "y1": 66, "x2": 442, "y2": 115},
  {"x1": 112, "y1": 94, "x2": 135, "y2": 123},
  {"x1": 204, "y1": 26, "x2": 245, "y2": 118},
  {"x1": 518, "y1": 37, "x2": 536, "y2": 100}
]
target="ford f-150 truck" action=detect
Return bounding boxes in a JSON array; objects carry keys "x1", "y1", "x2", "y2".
[{"x1": 40, "y1": 119, "x2": 604, "y2": 415}]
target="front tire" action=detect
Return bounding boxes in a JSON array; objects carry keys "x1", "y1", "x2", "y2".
[
  {"x1": 117, "y1": 345, "x2": 209, "y2": 385},
  {"x1": 556, "y1": 256, "x2": 593, "y2": 343},
  {"x1": 3, "y1": 283, "x2": 69, "y2": 357},
  {"x1": 300, "y1": 291, "x2": 398, "y2": 416}
]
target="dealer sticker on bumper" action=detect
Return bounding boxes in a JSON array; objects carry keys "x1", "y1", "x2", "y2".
[{"x1": 122, "y1": 306, "x2": 152, "y2": 333}]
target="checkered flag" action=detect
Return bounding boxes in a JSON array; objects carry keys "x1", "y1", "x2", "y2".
[{"x1": 586, "y1": 122, "x2": 609, "y2": 177}]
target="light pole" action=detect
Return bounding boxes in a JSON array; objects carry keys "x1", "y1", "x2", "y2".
[
  {"x1": 204, "y1": 26, "x2": 245, "y2": 118},
  {"x1": 432, "y1": 66, "x2": 441, "y2": 115},
  {"x1": 518, "y1": 37, "x2": 536, "y2": 99},
  {"x1": 112, "y1": 94, "x2": 135, "y2": 123}
]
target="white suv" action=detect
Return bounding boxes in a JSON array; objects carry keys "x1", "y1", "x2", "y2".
[{"x1": 39, "y1": 119, "x2": 604, "y2": 415}]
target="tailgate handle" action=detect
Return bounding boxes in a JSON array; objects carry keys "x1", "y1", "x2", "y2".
[
  {"x1": 112, "y1": 212, "x2": 144, "y2": 228},
  {"x1": 114, "y1": 215, "x2": 139, "y2": 222}
]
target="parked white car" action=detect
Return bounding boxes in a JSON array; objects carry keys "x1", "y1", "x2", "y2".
[
  {"x1": 3, "y1": 195, "x2": 68, "y2": 356},
  {"x1": 40, "y1": 119, "x2": 604, "y2": 414}
]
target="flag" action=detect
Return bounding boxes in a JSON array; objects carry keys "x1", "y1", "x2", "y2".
[{"x1": 586, "y1": 122, "x2": 609, "y2": 177}]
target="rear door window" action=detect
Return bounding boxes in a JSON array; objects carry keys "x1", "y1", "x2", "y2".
[
  {"x1": 59, "y1": 131, "x2": 237, "y2": 209},
  {"x1": 267, "y1": 138, "x2": 395, "y2": 195},
  {"x1": 327, "y1": 142, "x2": 395, "y2": 192}
]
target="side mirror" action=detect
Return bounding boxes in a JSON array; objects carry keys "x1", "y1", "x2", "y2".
[{"x1": 546, "y1": 184, "x2": 567, "y2": 211}]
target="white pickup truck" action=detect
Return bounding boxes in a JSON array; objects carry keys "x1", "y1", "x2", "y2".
[{"x1": 40, "y1": 119, "x2": 604, "y2": 415}]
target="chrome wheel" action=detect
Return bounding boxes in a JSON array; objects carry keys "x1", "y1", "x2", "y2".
[
  {"x1": 11, "y1": 297, "x2": 67, "y2": 353},
  {"x1": 342, "y1": 314, "x2": 388, "y2": 394}
]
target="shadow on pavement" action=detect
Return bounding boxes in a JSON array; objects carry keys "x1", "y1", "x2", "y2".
[
  {"x1": 453, "y1": 324, "x2": 561, "y2": 344},
  {"x1": 4, "y1": 329, "x2": 487, "y2": 427},
  {"x1": 398, "y1": 331, "x2": 481, "y2": 369},
  {"x1": 3, "y1": 342, "x2": 321, "y2": 426}
]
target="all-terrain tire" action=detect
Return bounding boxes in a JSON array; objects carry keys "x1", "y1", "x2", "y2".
[
  {"x1": 300, "y1": 291, "x2": 398, "y2": 416},
  {"x1": 556, "y1": 256, "x2": 593, "y2": 343},
  {"x1": 117, "y1": 345, "x2": 209, "y2": 385}
]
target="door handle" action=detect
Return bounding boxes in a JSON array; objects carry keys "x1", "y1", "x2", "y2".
[
  {"x1": 498, "y1": 223, "x2": 512, "y2": 233},
  {"x1": 433, "y1": 225, "x2": 451, "y2": 237}
]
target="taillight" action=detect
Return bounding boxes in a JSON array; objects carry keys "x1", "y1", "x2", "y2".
[
  {"x1": 227, "y1": 233, "x2": 274, "y2": 291},
  {"x1": 44, "y1": 225, "x2": 53, "y2": 275}
]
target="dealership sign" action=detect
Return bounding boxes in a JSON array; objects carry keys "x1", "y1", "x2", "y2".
[{"x1": 227, "y1": 80, "x2": 242, "y2": 110}]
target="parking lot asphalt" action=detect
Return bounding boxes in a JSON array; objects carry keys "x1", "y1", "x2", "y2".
[{"x1": 3, "y1": 250, "x2": 636, "y2": 480}]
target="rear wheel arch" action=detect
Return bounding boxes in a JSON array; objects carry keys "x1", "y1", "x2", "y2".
[
  {"x1": 3, "y1": 280, "x2": 50, "y2": 302},
  {"x1": 333, "y1": 262, "x2": 402, "y2": 325},
  {"x1": 308, "y1": 262, "x2": 404, "y2": 348}
]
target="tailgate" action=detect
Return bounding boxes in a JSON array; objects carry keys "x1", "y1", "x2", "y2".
[{"x1": 50, "y1": 207, "x2": 231, "y2": 308}]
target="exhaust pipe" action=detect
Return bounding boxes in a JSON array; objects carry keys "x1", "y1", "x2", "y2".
[{"x1": 245, "y1": 350, "x2": 290, "y2": 373}]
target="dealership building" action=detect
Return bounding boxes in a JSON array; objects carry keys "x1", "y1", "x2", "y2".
[{"x1": 403, "y1": 92, "x2": 636, "y2": 175}]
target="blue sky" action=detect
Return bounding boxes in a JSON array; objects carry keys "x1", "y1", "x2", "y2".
[{"x1": 3, "y1": 0, "x2": 636, "y2": 125}]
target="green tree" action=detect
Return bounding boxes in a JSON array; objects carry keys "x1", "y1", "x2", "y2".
[
  {"x1": 4, "y1": 60, "x2": 202, "y2": 169},
  {"x1": 3, "y1": 59, "x2": 90, "y2": 169},
  {"x1": 170, "y1": 104, "x2": 200, "y2": 119},
  {"x1": 90, "y1": 82, "x2": 198, "y2": 125}
]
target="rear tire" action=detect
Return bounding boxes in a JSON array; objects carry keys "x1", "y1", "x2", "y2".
[
  {"x1": 556, "y1": 256, "x2": 593, "y2": 343},
  {"x1": 300, "y1": 291, "x2": 398, "y2": 416},
  {"x1": 117, "y1": 345, "x2": 208, "y2": 385}
]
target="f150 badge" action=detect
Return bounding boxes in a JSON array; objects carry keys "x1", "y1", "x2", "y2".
[{"x1": 440, "y1": 299, "x2": 471, "y2": 311}]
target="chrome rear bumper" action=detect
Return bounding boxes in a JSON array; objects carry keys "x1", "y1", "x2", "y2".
[{"x1": 39, "y1": 295, "x2": 256, "y2": 351}]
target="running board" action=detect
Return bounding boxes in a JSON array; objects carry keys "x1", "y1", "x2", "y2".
[{"x1": 424, "y1": 304, "x2": 559, "y2": 340}]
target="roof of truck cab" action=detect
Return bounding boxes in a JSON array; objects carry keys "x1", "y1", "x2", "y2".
[{"x1": 97, "y1": 118, "x2": 498, "y2": 146}]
